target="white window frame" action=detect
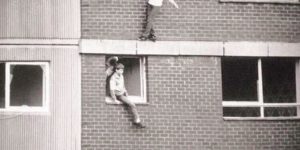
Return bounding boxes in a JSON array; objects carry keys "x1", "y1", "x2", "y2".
[
  {"x1": 105, "y1": 57, "x2": 147, "y2": 104},
  {"x1": 222, "y1": 58, "x2": 300, "y2": 120},
  {"x1": 0, "y1": 62, "x2": 49, "y2": 112},
  {"x1": 219, "y1": 0, "x2": 300, "y2": 4}
]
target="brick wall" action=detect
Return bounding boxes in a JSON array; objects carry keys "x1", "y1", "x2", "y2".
[
  {"x1": 81, "y1": 55, "x2": 300, "y2": 150},
  {"x1": 81, "y1": 0, "x2": 300, "y2": 42}
]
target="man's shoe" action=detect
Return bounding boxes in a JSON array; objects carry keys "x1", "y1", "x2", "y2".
[
  {"x1": 138, "y1": 36, "x2": 148, "y2": 41},
  {"x1": 148, "y1": 34, "x2": 156, "y2": 42},
  {"x1": 133, "y1": 122, "x2": 146, "y2": 128}
]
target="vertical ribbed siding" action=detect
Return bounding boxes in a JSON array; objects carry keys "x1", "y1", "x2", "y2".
[
  {"x1": 0, "y1": 46, "x2": 81, "y2": 150},
  {"x1": 0, "y1": 0, "x2": 80, "y2": 39},
  {"x1": 297, "y1": 61, "x2": 300, "y2": 117}
]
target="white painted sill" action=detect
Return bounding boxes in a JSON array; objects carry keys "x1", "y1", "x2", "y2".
[
  {"x1": 105, "y1": 96, "x2": 148, "y2": 105},
  {"x1": 223, "y1": 117, "x2": 300, "y2": 121},
  {"x1": 219, "y1": 0, "x2": 300, "y2": 4},
  {"x1": 0, "y1": 108, "x2": 50, "y2": 116}
]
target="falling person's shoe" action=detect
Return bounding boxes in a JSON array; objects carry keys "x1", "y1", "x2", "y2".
[
  {"x1": 148, "y1": 34, "x2": 156, "y2": 42},
  {"x1": 133, "y1": 122, "x2": 146, "y2": 128},
  {"x1": 138, "y1": 36, "x2": 148, "y2": 41}
]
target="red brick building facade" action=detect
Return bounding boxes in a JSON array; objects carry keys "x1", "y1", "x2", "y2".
[
  {"x1": 81, "y1": 0, "x2": 300, "y2": 150},
  {"x1": 81, "y1": 0, "x2": 300, "y2": 42}
]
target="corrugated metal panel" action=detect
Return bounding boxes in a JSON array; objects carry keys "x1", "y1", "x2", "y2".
[
  {"x1": 0, "y1": 46, "x2": 81, "y2": 150},
  {"x1": 0, "y1": 0, "x2": 80, "y2": 39}
]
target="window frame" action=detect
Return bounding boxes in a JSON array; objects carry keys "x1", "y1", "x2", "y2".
[
  {"x1": 0, "y1": 62, "x2": 49, "y2": 112},
  {"x1": 105, "y1": 56, "x2": 147, "y2": 104},
  {"x1": 222, "y1": 58, "x2": 300, "y2": 120}
]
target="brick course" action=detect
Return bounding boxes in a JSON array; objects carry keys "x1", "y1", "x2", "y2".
[
  {"x1": 81, "y1": 55, "x2": 300, "y2": 150},
  {"x1": 81, "y1": 0, "x2": 300, "y2": 42}
]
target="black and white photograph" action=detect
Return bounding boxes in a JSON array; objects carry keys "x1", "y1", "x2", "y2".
[{"x1": 0, "y1": 0, "x2": 299, "y2": 149}]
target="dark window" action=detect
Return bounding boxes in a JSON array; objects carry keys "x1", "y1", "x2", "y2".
[
  {"x1": 222, "y1": 57, "x2": 258, "y2": 101},
  {"x1": 262, "y1": 58, "x2": 296, "y2": 103},
  {"x1": 118, "y1": 58, "x2": 141, "y2": 96},
  {"x1": 222, "y1": 57, "x2": 299, "y2": 118},
  {"x1": 264, "y1": 107, "x2": 297, "y2": 117},
  {"x1": 223, "y1": 107, "x2": 260, "y2": 117},
  {"x1": 0, "y1": 63, "x2": 5, "y2": 108},
  {"x1": 105, "y1": 56, "x2": 146, "y2": 103},
  {"x1": 10, "y1": 65, "x2": 43, "y2": 106}
]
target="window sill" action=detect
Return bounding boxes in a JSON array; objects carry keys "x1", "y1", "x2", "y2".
[
  {"x1": 105, "y1": 96, "x2": 148, "y2": 105},
  {"x1": 223, "y1": 116, "x2": 300, "y2": 121},
  {"x1": 219, "y1": 0, "x2": 300, "y2": 4},
  {"x1": 0, "y1": 109, "x2": 50, "y2": 116},
  {"x1": 0, "y1": 105, "x2": 49, "y2": 113}
]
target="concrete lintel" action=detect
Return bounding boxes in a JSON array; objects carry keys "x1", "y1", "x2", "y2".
[
  {"x1": 81, "y1": 39, "x2": 223, "y2": 56},
  {"x1": 224, "y1": 42, "x2": 269, "y2": 57},
  {"x1": 268, "y1": 42, "x2": 300, "y2": 57},
  {"x1": 137, "y1": 41, "x2": 180, "y2": 55},
  {"x1": 80, "y1": 39, "x2": 300, "y2": 57},
  {"x1": 80, "y1": 39, "x2": 101, "y2": 53},
  {"x1": 100, "y1": 40, "x2": 136, "y2": 55},
  {"x1": 80, "y1": 39, "x2": 136, "y2": 54},
  {"x1": 179, "y1": 41, "x2": 223, "y2": 56}
]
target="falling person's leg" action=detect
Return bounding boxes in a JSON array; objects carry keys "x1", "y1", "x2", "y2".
[{"x1": 139, "y1": 4, "x2": 160, "y2": 41}]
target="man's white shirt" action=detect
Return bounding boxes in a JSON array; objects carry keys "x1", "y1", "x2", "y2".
[
  {"x1": 148, "y1": 0, "x2": 163, "y2": 7},
  {"x1": 110, "y1": 73, "x2": 126, "y2": 96},
  {"x1": 148, "y1": 0, "x2": 178, "y2": 8}
]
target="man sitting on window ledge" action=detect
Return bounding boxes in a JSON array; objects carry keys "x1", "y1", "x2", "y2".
[{"x1": 110, "y1": 63, "x2": 146, "y2": 128}]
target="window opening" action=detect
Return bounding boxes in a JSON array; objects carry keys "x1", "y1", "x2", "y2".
[
  {"x1": 0, "y1": 62, "x2": 49, "y2": 112},
  {"x1": 105, "y1": 56, "x2": 146, "y2": 104},
  {"x1": 10, "y1": 65, "x2": 44, "y2": 107},
  {"x1": 0, "y1": 63, "x2": 5, "y2": 108},
  {"x1": 262, "y1": 58, "x2": 296, "y2": 103},
  {"x1": 223, "y1": 107, "x2": 260, "y2": 117},
  {"x1": 222, "y1": 57, "x2": 300, "y2": 119},
  {"x1": 222, "y1": 57, "x2": 258, "y2": 101},
  {"x1": 118, "y1": 58, "x2": 141, "y2": 96}
]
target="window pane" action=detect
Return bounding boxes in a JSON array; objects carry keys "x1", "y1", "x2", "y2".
[
  {"x1": 264, "y1": 107, "x2": 297, "y2": 117},
  {"x1": 222, "y1": 58, "x2": 258, "y2": 101},
  {"x1": 0, "y1": 63, "x2": 4, "y2": 108},
  {"x1": 223, "y1": 107, "x2": 260, "y2": 117},
  {"x1": 118, "y1": 58, "x2": 141, "y2": 96},
  {"x1": 262, "y1": 58, "x2": 296, "y2": 103},
  {"x1": 10, "y1": 65, "x2": 43, "y2": 106}
]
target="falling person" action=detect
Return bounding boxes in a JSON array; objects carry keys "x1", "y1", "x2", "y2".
[{"x1": 139, "y1": 0, "x2": 179, "y2": 42}]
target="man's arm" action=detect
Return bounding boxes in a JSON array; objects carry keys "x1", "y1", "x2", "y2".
[
  {"x1": 106, "y1": 56, "x2": 118, "y2": 66},
  {"x1": 124, "y1": 89, "x2": 128, "y2": 96},
  {"x1": 110, "y1": 90, "x2": 117, "y2": 101},
  {"x1": 106, "y1": 66, "x2": 114, "y2": 77},
  {"x1": 109, "y1": 76, "x2": 118, "y2": 102},
  {"x1": 168, "y1": 0, "x2": 179, "y2": 8},
  {"x1": 106, "y1": 56, "x2": 118, "y2": 77}
]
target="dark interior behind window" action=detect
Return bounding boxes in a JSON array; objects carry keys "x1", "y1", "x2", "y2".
[
  {"x1": 223, "y1": 107, "x2": 260, "y2": 117},
  {"x1": 106, "y1": 57, "x2": 142, "y2": 97},
  {"x1": 222, "y1": 57, "x2": 258, "y2": 101},
  {"x1": 264, "y1": 107, "x2": 297, "y2": 117},
  {"x1": 118, "y1": 58, "x2": 141, "y2": 96},
  {"x1": 0, "y1": 63, "x2": 5, "y2": 108},
  {"x1": 10, "y1": 65, "x2": 43, "y2": 106},
  {"x1": 262, "y1": 58, "x2": 296, "y2": 103}
]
